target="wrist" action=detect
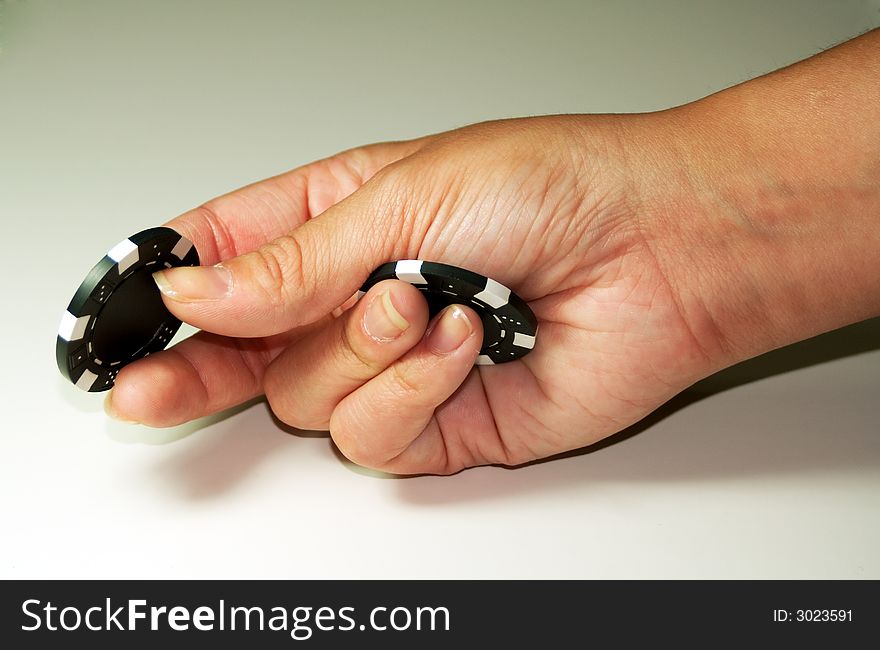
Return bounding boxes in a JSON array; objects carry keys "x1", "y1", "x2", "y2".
[{"x1": 636, "y1": 35, "x2": 880, "y2": 368}]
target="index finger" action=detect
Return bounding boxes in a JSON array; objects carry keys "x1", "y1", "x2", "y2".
[{"x1": 165, "y1": 140, "x2": 425, "y2": 267}]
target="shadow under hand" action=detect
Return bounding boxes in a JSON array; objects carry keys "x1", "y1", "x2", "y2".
[
  {"x1": 270, "y1": 413, "x2": 394, "y2": 479},
  {"x1": 146, "y1": 399, "x2": 292, "y2": 499},
  {"x1": 397, "y1": 317, "x2": 880, "y2": 504},
  {"x1": 688, "y1": 315, "x2": 880, "y2": 396},
  {"x1": 581, "y1": 315, "x2": 880, "y2": 453}
]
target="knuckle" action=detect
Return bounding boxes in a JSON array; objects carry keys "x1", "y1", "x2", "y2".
[
  {"x1": 262, "y1": 372, "x2": 293, "y2": 423},
  {"x1": 190, "y1": 203, "x2": 238, "y2": 261},
  {"x1": 247, "y1": 234, "x2": 308, "y2": 313},
  {"x1": 328, "y1": 416, "x2": 382, "y2": 470},
  {"x1": 325, "y1": 146, "x2": 375, "y2": 187},
  {"x1": 387, "y1": 360, "x2": 429, "y2": 403},
  {"x1": 263, "y1": 369, "x2": 327, "y2": 431},
  {"x1": 266, "y1": 394, "x2": 326, "y2": 431},
  {"x1": 360, "y1": 164, "x2": 418, "y2": 257}
]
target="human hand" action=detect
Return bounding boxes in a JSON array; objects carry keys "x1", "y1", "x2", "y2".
[
  {"x1": 107, "y1": 30, "x2": 880, "y2": 474},
  {"x1": 105, "y1": 114, "x2": 714, "y2": 473}
]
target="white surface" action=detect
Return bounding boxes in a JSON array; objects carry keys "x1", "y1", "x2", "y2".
[{"x1": 1, "y1": 0, "x2": 879, "y2": 579}]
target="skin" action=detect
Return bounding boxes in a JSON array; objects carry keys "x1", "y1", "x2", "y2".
[{"x1": 107, "y1": 29, "x2": 880, "y2": 475}]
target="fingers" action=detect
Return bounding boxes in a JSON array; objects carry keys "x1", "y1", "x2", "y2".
[
  {"x1": 153, "y1": 176, "x2": 404, "y2": 337},
  {"x1": 329, "y1": 304, "x2": 483, "y2": 473},
  {"x1": 263, "y1": 280, "x2": 430, "y2": 430},
  {"x1": 105, "y1": 323, "x2": 324, "y2": 427},
  {"x1": 106, "y1": 140, "x2": 425, "y2": 425},
  {"x1": 163, "y1": 140, "x2": 423, "y2": 267},
  {"x1": 151, "y1": 137, "x2": 434, "y2": 340},
  {"x1": 264, "y1": 285, "x2": 484, "y2": 471}
]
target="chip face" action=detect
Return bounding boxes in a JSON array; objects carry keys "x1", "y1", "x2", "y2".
[
  {"x1": 360, "y1": 260, "x2": 538, "y2": 365},
  {"x1": 56, "y1": 227, "x2": 200, "y2": 392}
]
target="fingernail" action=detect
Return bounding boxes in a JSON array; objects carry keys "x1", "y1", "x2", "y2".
[
  {"x1": 364, "y1": 289, "x2": 410, "y2": 341},
  {"x1": 427, "y1": 305, "x2": 473, "y2": 353},
  {"x1": 103, "y1": 390, "x2": 139, "y2": 425},
  {"x1": 154, "y1": 264, "x2": 233, "y2": 302}
]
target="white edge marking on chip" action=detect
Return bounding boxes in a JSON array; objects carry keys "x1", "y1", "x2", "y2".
[
  {"x1": 513, "y1": 332, "x2": 536, "y2": 349},
  {"x1": 75, "y1": 369, "x2": 99, "y2": 391},
  {"x1": 170, "y1": 237, "x2": 193, "y2": 260},
  {"x1": 395, "y1": 260, "x2": 426, "y2": 284},
  {"x1": 107, "y1": 238, "x2": 139, "y2": 274},
  {"x1": 475, "y1": 355, "x2": 495, "y2": 365},
  {"x1": 473, "y1": 278, "x2": 510, "y2": 309},
  {"x1": 58, "y1": 312, "x2": 90, "y2": 341},
  {"x1": 356, "y1": 290, "x2": 365, "y2": 300}
]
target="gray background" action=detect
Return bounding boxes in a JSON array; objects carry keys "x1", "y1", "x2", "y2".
[{"x1": 1, "y1": 0, "x2": 879, "y2": 578}]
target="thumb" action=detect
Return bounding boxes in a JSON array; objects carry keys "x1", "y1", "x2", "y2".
[{"x1": 153, "y1": 188, "x2": 399, "y2": 337}]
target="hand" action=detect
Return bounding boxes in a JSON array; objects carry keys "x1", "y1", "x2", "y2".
[
  {"x1": 106, "y1": 114, "x2": 716, "y2": 473},
  {"x1": 108, "y1": 30, "x2": 880, "y2": 474}
]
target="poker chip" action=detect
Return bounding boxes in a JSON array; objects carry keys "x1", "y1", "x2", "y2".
[
  {"x1": 56, "y1": 227, "x2": 200, "y2": 392},
  {"x1": 360, "y1": 260, "x2": 538, "y2": 364}
]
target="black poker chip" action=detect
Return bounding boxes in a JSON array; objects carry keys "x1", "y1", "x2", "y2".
[
  {"x1": 360, "y1": 260, "x2": 538, "y2": 364},
  {"x1": 56, "y1": 227, "x2": 200, "y2": 392}
]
